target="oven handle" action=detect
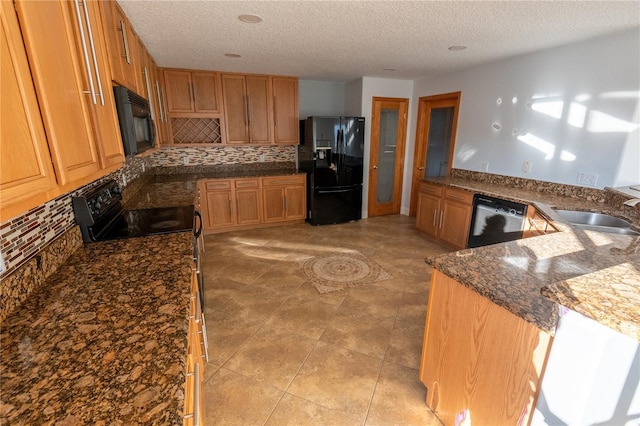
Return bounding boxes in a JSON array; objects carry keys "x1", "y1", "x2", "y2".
[{"x1": 193, "y1": 210, "x2": 203, "y2": 238}]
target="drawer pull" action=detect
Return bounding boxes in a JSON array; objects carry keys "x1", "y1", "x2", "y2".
[{"x1": 432, "y1": 210, "x2": 437, "y2": 227}]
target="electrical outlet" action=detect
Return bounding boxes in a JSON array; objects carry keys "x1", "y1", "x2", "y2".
[
  {"x1": 259, "y1": 154, "x2": 265, "y2": 162},
  {"x1": 183, "y1": 156, "x2": 189, "y2": 165},
  {"x1": 577, "y1": 171, "x2": 599, "y2": 186},
  {"x1": 0, "y1": 251, "x2": 6, "y2": 275},
  {"x1": 522, "y1": 161, "x2": 532, "y2": 173},
  {"x1": 482, "y1": 162, "x2": 489, "y2": 172}
]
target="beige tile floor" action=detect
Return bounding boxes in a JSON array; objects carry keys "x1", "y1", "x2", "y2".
[{"x1": 200, "y1": 214, "x2": 450, "y2": 425}]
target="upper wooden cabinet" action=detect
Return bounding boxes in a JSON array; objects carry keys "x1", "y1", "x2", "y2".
[
  {"x1": 14, "y1": 0, "x2": 124, "y2": 189},
  {"x1": 99, "y1": 0, "x2": 140, "y2": 93},
  {"x1": 164, "y1": 70, "x2": 222, "y2": 114},
  {"x1": 0, "y1": 1, "x2": 57, "y2": 221},
  {"x1": 272, "y1": 76, "x2": 299, "y2": 144},
  {"x1": 222, "y1": 73, "x2": 273, "y2": 144}
]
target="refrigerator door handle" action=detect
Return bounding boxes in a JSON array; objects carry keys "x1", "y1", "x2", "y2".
[{"x1": 317, "y1": 188, "x2": 354, "y2": 194}]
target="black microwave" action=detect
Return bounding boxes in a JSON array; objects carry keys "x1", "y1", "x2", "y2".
[{"x1": 113, "y1": 86, "x2": 156, "y2": 156}]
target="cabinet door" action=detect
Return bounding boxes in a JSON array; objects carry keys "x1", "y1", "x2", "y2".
[
  {"x1": 83, "y1": 0, "x2": 125, "y2": 170},
  {"x1": 222, "y1": 74, "x2": 249, "y2": 143},
  {"x1": 416, "y1": 193, "x2": 440, "y2": 238},
  {"x1": 192, "y1": 72, "x2": 221, "y2": 113},
  {"x1": 440, "y1": 199, "x2": 472, "y2": 249},
  {"x1": 284, "y1": 185, "x2": 305, "y2": 220},
  {"x1": 235, "y1": 179, "x2": 261, "y2": 225},
  {"x1": 165, "y1": 70, "x2": 194, "y2": 113},
  {"x1": 203, "y1": 190, "x2": 235, "y2": 229},
  {"x1": 130, "y1": 29, "x2": 145, "y2": 96},
  {"x1": 15, "y1": 0, "x2": 102, "y2": 186},
  {"x1": 272, "y1": 76, "x2": 299, "y2": 144},
  {"x1": 246, "y1": 75, "x2": 272, "y2": 144},
  {"x1": 262, "y1": 187, "x2": 285, "y2": 222},
  {"x1": 0, "y1": 1, "x2": 57, "y2": 221},
  {"x1": 99, "y1": 0, "x2": 137, "y2": 90}
]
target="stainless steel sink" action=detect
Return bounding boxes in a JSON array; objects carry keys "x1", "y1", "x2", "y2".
[{"x1": 553, "y1": 209, "x2": 639, "y2": 235}]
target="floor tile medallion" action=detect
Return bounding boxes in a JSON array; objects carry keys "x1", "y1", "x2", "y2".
[{"x1": 301, "y1": 251, "x2": 392, "y2": 294}]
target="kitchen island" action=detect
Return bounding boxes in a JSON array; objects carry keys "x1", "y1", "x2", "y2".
[{"x1": 418, "y1": 175, "x2": 640, "y2": 425}]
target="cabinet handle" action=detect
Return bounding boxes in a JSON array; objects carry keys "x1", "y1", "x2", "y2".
[
  {"x1": 160, "y1": 86, "x2": 169, "y2": 123},
  {"x1": 228, "y1": 198, "x2": 232, "y2": 218},
  {"x1": 155, "y1": 81, "x2": 165, "y2": 123},
  {"x1": 73, "y1": 0, "x2": 97, "y2": 105},
  {"x1": 117, "y1": 19, "x2": 131, "y2": 65},
  {"x1": 143, "y1": 68, "x2": 155, "y2": 117},
  {"x1": 79, "y1": 0, "x2": 105, "y2": 106},
  {"x1": 439, "y1": 211, "x2": 444, "y2": 229},
  {"x1": 183, "y1": 362, "x2": 201, "y2": 425},
  {"x1": 236, "y1": 198, "x2": 240, "y2": 216},
  {"x1": 190, "y1": 82, "x2": 195, "y2": 103},
  {"x1": 284, "y1": 196, "x2": 288, "y2": 213},
  {"x1": 432, "y1": 209, "x2": 437, "y2": 227},
  {"x1": 273, "y1": 97, "x2": 277, "y2": 126},
  {"x1": 201, "y1": 312, "x2": 210, "y2": 362}
]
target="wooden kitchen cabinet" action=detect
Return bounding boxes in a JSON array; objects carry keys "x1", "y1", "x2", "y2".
[
  {"x1": 222, "y1": 73, "x2": 272, "y2": 144},
  {"x1": 420, "y1": 270, "x2": 552, "y2": 426},
  {"x1": 261, "y1": 175, "x2": 306, "y2": 223},
  {"x1": 99, "y1": 0, "x2": 140, "y2": 93},
  {"x1": 0, "y1": 1, "x2": 58, "y2": 221},
  {"x1": 271, "y1": 76, "x2": 299, "y2": 144},
  {"x1": 164, "y1": 69, "x2": 222, "y2": 114},
  {"x1": 185, "y1": 269, "x2": 205, "y2": 426},
  {"x1": 198, "y1": 175, "x2": 305, "y2": 233},
  {"x1": 416, "y1": 182, "x2": 472, "y2": 249},
  {"x1": 14, "y1": 0, "x2": 124, "y2": 191}
]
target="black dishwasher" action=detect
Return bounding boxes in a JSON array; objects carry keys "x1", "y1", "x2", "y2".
[{"x1": 467, "y1": 194, "x2": 528, "y2": 248}]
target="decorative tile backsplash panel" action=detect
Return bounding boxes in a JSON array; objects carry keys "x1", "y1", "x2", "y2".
[{"x1": 146, "y1": 145, "x2": 296, "y2": 167}]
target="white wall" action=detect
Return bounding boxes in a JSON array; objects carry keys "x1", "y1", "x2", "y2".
[
  {"x1": 299, "y1": 80, "x2": 346, "y2": 118},
  {"x1": 345, "y1": 78, "x2": 363, "y2": 116},
  {"x1": 358, "y1": 77, "x2": 414, "y2": 217},
  {"x1": 409, "y1": 28, "x2": 640, "y2": 192}
]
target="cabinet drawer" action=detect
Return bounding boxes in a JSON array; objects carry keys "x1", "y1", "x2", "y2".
[
  {"x1": 204, "y1": 180, "x2": 232, "y2": 191},
  {"x1": 419, "y1": 182, "x2": 442, "y2": 197},
  {"x1": 262, "y1": 175, "x2": 305, "y2": 187},
  {"x1": 445, "y1": 188, "x2": 473, "y2": 204},
  {"x1": 234, "y1": 179, "x2": 259, "y2": 189}
]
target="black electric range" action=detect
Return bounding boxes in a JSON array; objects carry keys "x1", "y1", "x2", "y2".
[{"x1": 72, "y1": 180, "x2": 196, "y2": 243}]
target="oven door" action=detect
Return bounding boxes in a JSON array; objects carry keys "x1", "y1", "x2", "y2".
[{"x1": 193, "y1": 209, "x2": 209, "y2": 362}]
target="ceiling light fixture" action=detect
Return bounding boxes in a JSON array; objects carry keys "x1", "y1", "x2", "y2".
[
  {"x1": 238, "y1": 14, "x2": 263, "y2": 24},
  {"x1": 225, "y1": 53, "x2": 242, "y2": 58},
  {"x1": 448, "y1": 45, "x2": 467, "y2": 51}
]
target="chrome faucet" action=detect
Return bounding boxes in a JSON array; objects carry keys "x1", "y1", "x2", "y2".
[{"x1": 623, "y1": 198, "x2": 640, "y2": 207}]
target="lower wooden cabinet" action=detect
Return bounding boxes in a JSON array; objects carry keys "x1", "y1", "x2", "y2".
[
  {"x1": 420, "y1": 270, "x2": 552, "y2": 426},
  {"x1": 199, "y1": 174, "x2": 305, "y2": 233},
  {"x1": 416, "y1": 181, "x2": 473, "y2": 249},
  {"x1": 184, "y1": 269, "x2": 205, "y2": 425}
]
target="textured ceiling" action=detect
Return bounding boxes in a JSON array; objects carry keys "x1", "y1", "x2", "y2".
[{"x1": 118, "y1": 1, "x2": 640, "y2": 82}]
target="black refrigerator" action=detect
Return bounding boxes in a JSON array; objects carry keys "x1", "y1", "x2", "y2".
[{"x1": 298, "y1": 116, "x2": 365, "y2": 225}]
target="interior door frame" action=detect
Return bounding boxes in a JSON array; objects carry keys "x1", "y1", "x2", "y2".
[
  {"x1": 367, "y1": 96, "x2": 409, "y2": 217},
  {"x1": 409, "y1": 92, "x2": 461, "y2": 217}
]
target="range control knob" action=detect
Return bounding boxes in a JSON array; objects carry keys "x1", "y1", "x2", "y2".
[{"x1": 111, "y1": 186, "x2": 121, "y2": 195}]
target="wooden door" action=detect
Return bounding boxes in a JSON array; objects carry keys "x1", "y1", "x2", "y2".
[
  {"x1": 410, "y1": 92, "x2": 460, "y2": 216},
  {"x1": 15, "y1": 0, "x2": 101, "y2": 186},
  {"x1": 246, "y1": 75, "x2": 272, "y2": 144},
  {"x1": 192, "y1": 72, "x2": 221, "y2": 113},
  {"x1": 82, "y1": 0, "x2": 124, "y2": 170},
  {"x1": 368, "y1": 97, "x2": 408, "y2": 217},
  {"x1": 284, "y1": 185, "x2": 305, "y2": 220},
  {"x1": 222, "y1": 74, "x2": 249, "y2": 143},
  {"x1": 165, "y1": 70, "x2": 193, "y2": 113},
  {"x1": 0, "y1": 1, "x2": 57, "y2": 221},
  {"x1": 272, "y1": 76, "x2": 299, "y2": 144}
]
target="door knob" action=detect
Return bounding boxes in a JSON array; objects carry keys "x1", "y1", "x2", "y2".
[
  {"x1": 373, "y1": 165, "x2": 378, "y2": 169},
  {"x1": 418, "y1": 166, "x2": 425, "y2": 170}
]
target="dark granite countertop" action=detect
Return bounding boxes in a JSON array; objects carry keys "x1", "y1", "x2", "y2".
[
  {"x1": 0, "y1": 233, "x2": 194, "y2": 423},
  {"x1": 124, "y1": 165, "x2": 303, "y2": 210},
  {"x1": 423, "y1": 177, "x2": 640, "y2": 341}
]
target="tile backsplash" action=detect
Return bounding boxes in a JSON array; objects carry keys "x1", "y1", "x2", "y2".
[{"x1": 146, "y1": 145, "x2": 296, "y2": 167}]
